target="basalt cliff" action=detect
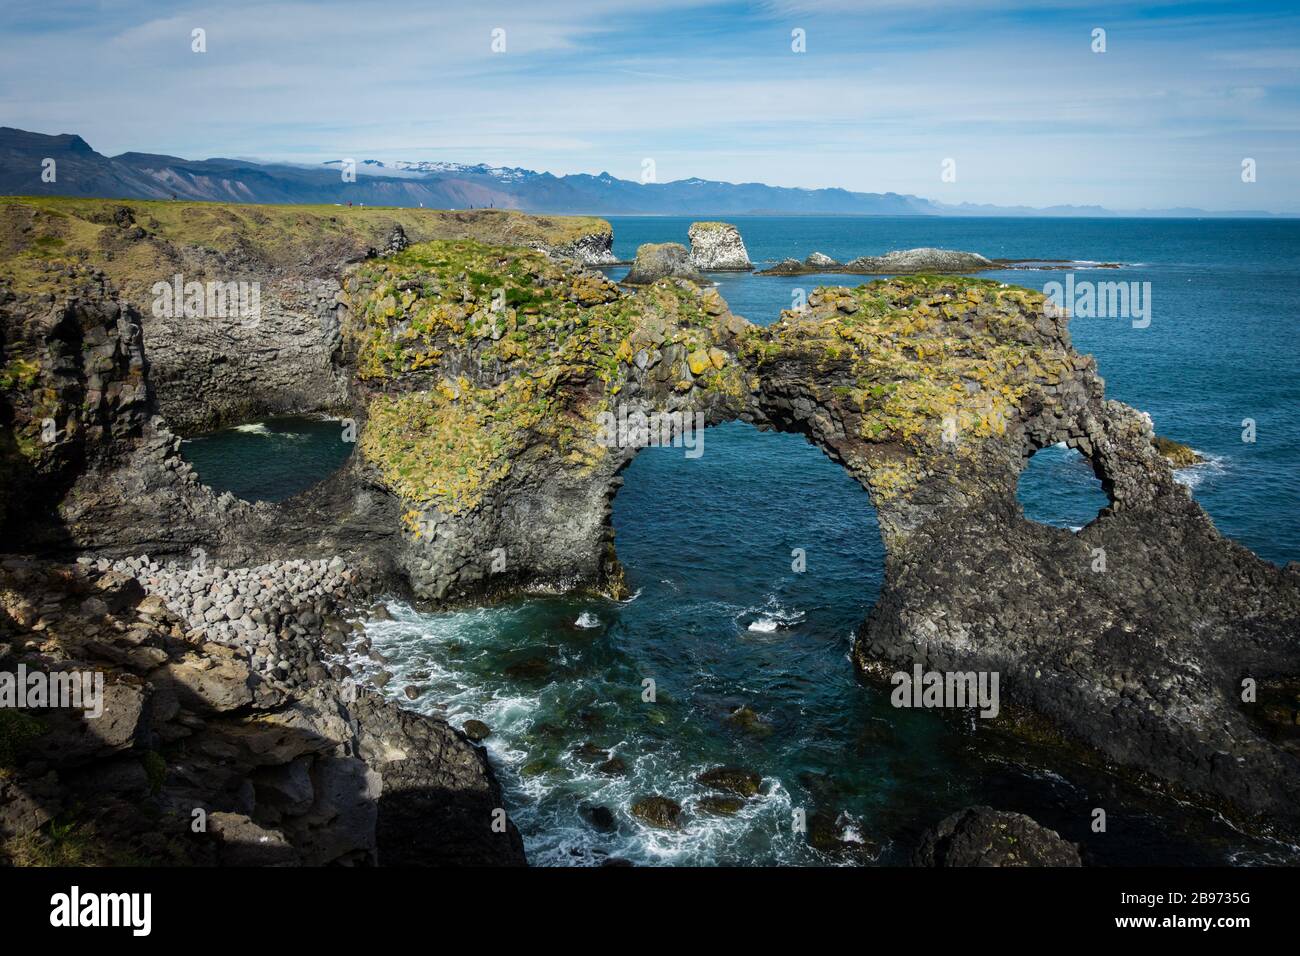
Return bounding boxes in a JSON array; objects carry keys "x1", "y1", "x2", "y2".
[{"x1": 1, "y1": 197, "x2": 1298, "y2": 861}]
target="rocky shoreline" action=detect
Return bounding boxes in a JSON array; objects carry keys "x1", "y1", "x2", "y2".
[
  {"x1": 3, "y1": 196, "x2": 1298, "y2": 863},
  {"x1": 0, "y1": 555, "x2": 525, "y2": 866}
]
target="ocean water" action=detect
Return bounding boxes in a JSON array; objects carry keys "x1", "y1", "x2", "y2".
[
  {"x1": 186, "y1": 217, "x2": 1300, "y2": 865},
  {"x1": 178, "y1": 415, "x2": 354, "y2": 503}
]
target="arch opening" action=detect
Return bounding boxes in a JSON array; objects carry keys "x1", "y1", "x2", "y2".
[
  {"x1": 177, "y1": 414, "x2": 355, "y2": 503},
  {"x1": 1016, "y1": 442, "x2": 1111, "y2": 531}
]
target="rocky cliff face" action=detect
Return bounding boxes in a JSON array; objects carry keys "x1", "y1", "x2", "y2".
[
  {"x1": 4, "y1": 199, "x2": 1299, "y2": 852},
  {"x1": 340, "y1": 240, "x2": 748, "y2": 602},
  {"x1": 0, "y1": 198, "x2": 617, "y2": 434},
  {"x1": 687, "y1": 221, "x2": 752, "y2": 271},
  {"x1": 0, "y1": 265, "x2": 148, "y2": 537}
]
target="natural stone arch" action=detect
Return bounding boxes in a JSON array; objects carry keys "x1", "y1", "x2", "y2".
[{"x1": 20, "y1": 232, "x2": 1300, "y2": 840}]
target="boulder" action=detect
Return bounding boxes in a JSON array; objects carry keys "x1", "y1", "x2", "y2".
[
  {"x1": 1153, "y1": 434, "x2": 1203, "y2": 467},
  {"x1": 630, "y1": 795, "x2": 682, "y2": 829},
  {"x1": 913, "y1": 807, "x2": 1082, "y2": 867},
  {"x1": 622, "y1": 243, "x2": 703, "y2": 285},
  {"x1": 696, "y1": 795, "x2": 745, "y2": 815},
  {"x1": 697, "y1": 766, "x2": 762, "y2": 796},
  {"x1": 804, "y1": 251, "x2": 841, "y2": 270}
]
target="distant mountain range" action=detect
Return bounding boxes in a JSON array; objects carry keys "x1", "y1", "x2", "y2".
[{"x1": 0, "y1": 127, "x2": 1286, "y2": 218}]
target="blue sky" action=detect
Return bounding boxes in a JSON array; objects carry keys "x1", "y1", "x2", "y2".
[{"x1": 3, "y1": 0, "x2": 1299, "y2": 210}]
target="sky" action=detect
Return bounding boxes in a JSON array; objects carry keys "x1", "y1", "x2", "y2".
[{"x1": 3, "y1": 0, "x2": 1299, "y2": 211}]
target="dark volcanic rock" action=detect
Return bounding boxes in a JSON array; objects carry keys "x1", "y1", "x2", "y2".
[
  {"x1": 630, "y1": 795, "x2": 682, "y2": 829},
  {"x1": 758, "y1": 247, "x2": 994, "y2": 275},
  {"x1": 622, "y1": 242, "x2": 703, "y2": 285},
  {"x1": 913, "y1": 807, "x2": 1082, "y2": 867},
  {"x1": 697, "y1": 766, "x2": 762, "y2": 796},
  {"x1": 0, "y1": 561, "x2": 526, "y2": 867},
  {"x1": 696, "y1": 795, "x2": 745, "y2": 816},
  {"x1": 4, "y1": 200, "x2": 1298, "y2": 844},
  {"x1": 580, "y1": 803, "x2": 617, "y2": 832}
]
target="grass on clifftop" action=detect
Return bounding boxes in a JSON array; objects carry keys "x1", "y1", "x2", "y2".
[
  {"x1": 753, "y1": 276, "x2": 1075, "y2": 500},
  {"x1": 0, "y1": 196, "x2": 611, "y2": 302},
  {"x1": 349, "y1": 239, "x2": 751, "y2": 515}
]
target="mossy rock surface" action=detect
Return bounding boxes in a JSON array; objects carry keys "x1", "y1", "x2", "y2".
[
  {"x1": 630, "y1": 795, "x2": 682, "y2": 829},
  {"x1": 348, "y1": 239, "x2": 751, "y2": 517},
  {"x1": 0, "y1": 196, "x2": 610, "y2": 301},
  {"x1": 697, "y1": 766, "x2": 762, "y2": 796},
  {"x1": 1153, "y1": 434, "x2": 1202, "y2": 467}
]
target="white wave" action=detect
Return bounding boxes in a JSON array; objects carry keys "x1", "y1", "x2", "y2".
[
  {"x1": 739, "y1": 594, "x2": 805, "y2": 634},
  {"x1": 233, "y1": 423, "x2": 271, "y2": 435},
  {"x1": 575, "y1": 611, "x2": 601, "y2": 629},
  {"x1": 1173, "y1": 451, "x2": 1226, "y2": 491}
]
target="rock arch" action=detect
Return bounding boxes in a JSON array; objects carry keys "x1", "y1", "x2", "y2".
[
  {"x1": 347, "y1": 254, "x2": 1300, "y2": 835},
  {"x1": 8, "y1": 234, "x2": 1298, "y2": 837}
]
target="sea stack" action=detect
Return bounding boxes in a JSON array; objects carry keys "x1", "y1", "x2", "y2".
[
  {"x1": 622, "y1": 241, "x2": 703, "y2": 284},
  {"x1": 687, "y1": 221, "x2": 753, "y2": 271}
]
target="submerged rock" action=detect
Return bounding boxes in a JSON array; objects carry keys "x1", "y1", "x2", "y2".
[
  {"x1": 913, "y1": 807, "x2": 1082, "y2": 867},
  {"x1": 504, "y1": 657, "x2": 553, "y2": 681},
  {"x1": 696, "y1": 795, "x2": 746, "y2": 816},
  {"x1": 807, "y1": 810, "x2": 881, "y2": 861},
  {"x1": 462, "y1": 719, "x2": 491, "y2": 742},
  {"x1": 622, "y1": 242, "x2": 703, "y2": 285},
  {"x1": 697, "y1": 766, "x2": 762, "y2": 796},
  {"x1": 580, "y1": 804, "x2": 618, "y2": 832},
  {"x1": 724, "y1": 705, "x2": 773, "y2": 737},
  {"x1": 572, "y1": 741, "x2": 609, "y2": 763},
  {"x1": 630, "y1": 795, "x2": 683, "y2": 829},
  {"x1": 597, "y1": 756, "x2": 628, "y2": 776},
  {"x1": 688, "y1": 221, "x2": 753, "y2": 271}
]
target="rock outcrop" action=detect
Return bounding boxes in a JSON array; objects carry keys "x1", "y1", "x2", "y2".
[
  {"x1": 621, "y1": 242, "x2": 704, "y2": 285},
  {"x1": 758, "y1": 247, "x2": 994, "y2": 275},
  {"x1": 1153, "y1": 433, "x2": 1203, "y2": 467},
  {"x1": 548, "y1": 231, "x2": 617, "y2": 266},
  {"x1": 340, "y1": 259, "x2": 1300, "y2": 837},
  {"x1": 761, "y1": 252, "x2": 841, "y2": 275},
  {"x1": 844, "y1": 247, "x2": 994, "y2": 273},
  {"x1": 914, "y1": 807, "x2": 1082, "y2": 867},
  {"x1": 4, "y1": 199, "x2": 1298, "y2": 847},
  {"x1": 687, "y1": 221, "x2": 752, "y2": 271},
  {"x1": 0, "y1": 558, "x2": 525, "y2": 866},
  {"x1": 0, "y1": 198, "x2": 617, "y2": 434}
]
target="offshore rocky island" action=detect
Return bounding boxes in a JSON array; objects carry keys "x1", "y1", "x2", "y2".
[{"x1": 0, "y1": 198, "x2": 1297, "y2": 865}]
